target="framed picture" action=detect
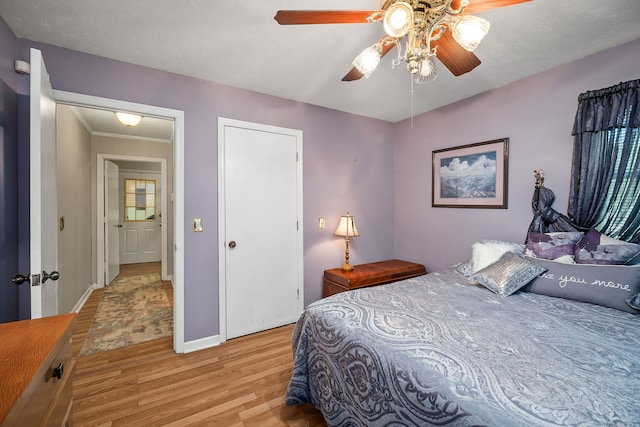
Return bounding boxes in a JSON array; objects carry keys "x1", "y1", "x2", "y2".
[{"x1": 432, "y1": 138, "x2": 509, "y2": 208}]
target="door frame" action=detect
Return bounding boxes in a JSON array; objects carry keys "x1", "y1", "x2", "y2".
[
  {"x1": 98, "y1": 155, "x2": 166, "y2": 279},
  {"x1": 116, "y1": 167, "x2": 164, "y2": 266},
  {"x1": 104, "y1": 159, "x2": 120, "y2": 284},
  {"x1": 217, "y1": 117, "x2": 304, "y2": 343},
  {"x1": 53, "y1": 90, "x2": 186, "y2": 353}
]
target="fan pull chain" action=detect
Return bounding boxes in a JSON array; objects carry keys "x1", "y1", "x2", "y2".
[{"x1": 411, "y1": 74, "x2": 415, "y2": 128}]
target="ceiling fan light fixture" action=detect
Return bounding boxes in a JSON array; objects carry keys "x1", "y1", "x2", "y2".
[
  {"x1": 415, "y1": 54, "x2": 437, "y2": 84},
  {"x1": 352, "y1": 44, "x2": 382, "y2": 78},
  {"x1": 451, "y1": 15, "x2": 491, "y2": 52},
  {"x1": 383, "y1": 2, "x2": 413, "y2": 38},
  {"x1": 115, "y1": 112, "x2": 143, "y2": 126},
  {"x1": 275, "y1": 1, "x2": 530, "y2": 83}
]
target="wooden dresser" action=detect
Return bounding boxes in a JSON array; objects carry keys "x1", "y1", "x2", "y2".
[
  {"x1": 0, "y1": 313, "x2": 76, "y2": 427},
  {"x1": 323, "y1": 259, "x2": 427, "y2": 297}
]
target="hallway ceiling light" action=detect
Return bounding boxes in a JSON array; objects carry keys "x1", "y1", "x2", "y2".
[{"x1": 115, "y1": 112, "x2": 143, "y2": 126}]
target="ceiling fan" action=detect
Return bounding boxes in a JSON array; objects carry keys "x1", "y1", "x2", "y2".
[{"x1": 275, "y1": 0, "x2": 531, "y2": 83}]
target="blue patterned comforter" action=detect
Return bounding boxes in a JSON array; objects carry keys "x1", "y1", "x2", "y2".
[{"x1": 285, "y1": 269, "x2": 640, "y2": 426}]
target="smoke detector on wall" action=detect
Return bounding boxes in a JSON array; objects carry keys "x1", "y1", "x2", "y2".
[{"x1": 14, "y1": 59, "x2": 30, "y2": 75}]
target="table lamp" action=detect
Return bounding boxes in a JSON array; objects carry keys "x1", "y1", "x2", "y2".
[{"x1": 334, "y1": 212, "x2": 360, "y2": 271}]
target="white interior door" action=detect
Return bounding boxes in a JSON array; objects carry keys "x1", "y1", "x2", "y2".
[
  {"x1": 120, "y1": 172, "x2": 162, "y2": 264},
  {"x1": 220, "y1": 120, "x2": 303, "y2": 340},
  {"x1": 30, "y1": 48, "x2": 58, "y2": 318},
  {"x1": 105, "y1": 160, "x2": 120, "y2": 284}
]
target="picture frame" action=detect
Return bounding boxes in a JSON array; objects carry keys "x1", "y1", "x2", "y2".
[{"x1": 432, "y1": 138, "x2": 509, "y2": 208}]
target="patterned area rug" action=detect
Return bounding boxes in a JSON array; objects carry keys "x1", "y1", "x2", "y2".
[{"x1": 80, "y1": 273, "x2": 173, "y2": 356}]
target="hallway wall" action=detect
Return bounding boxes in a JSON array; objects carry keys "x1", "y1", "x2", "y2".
[{"x1": 57, "y1": 104, "x2": 92, "y2": 313}]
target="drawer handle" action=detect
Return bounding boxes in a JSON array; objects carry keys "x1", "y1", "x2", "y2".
[{"x1": 53, "y1": 362, "x2": 64, "y2": 380}]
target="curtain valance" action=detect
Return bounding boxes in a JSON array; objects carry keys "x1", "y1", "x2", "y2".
[{"x1": 572, "y1": 79, "x2": 640, "y2": 134}]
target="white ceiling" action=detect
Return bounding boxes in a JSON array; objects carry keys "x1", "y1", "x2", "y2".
[
  {"x1": 68, "y1": 105, "x2": 174, "y2": 143},
  {"x1": 1, "y1": 0, "x2": 639, "y2": 124}
]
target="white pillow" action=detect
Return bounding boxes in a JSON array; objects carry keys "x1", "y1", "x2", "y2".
[
  {"x1": 553, "y1": 254, "x2": 576, "y2": 264},
  {"x1": 471, "y1": 240, "x2": 525, "y2": 274}
]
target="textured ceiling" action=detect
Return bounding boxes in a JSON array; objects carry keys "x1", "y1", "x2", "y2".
[{"x1": 1, "y1": 0, "x2": 639, "y2": 123}]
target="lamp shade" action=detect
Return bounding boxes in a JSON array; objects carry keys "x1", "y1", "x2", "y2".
[
  {"x1": 352, "y1": 44, "x2": 382, "y2": 79},
  {"x1": 415, "y1": 54, "x2": 437, "y2": 84},
  {"x1": 451, "y1": 15, "x2": 490, "y2": 52},
  {"x1": 334, "y1": 213, "x2": 360, "y2": 237},
  {"x1": 383, "y1": 2, "x2": 413, "y2": 38}
]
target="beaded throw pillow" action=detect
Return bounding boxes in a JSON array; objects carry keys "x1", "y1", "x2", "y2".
[{"x1": 471, "y1": 251, "x2": 547, "y2": 297}]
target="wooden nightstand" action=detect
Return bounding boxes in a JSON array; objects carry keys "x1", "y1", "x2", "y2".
[{"x1": 323, "y1": 259, "x2": 427, "y2": 297}]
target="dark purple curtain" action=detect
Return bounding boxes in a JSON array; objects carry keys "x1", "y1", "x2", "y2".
[
  {"x1": 568, "y1": 79, "x2": 640, "y2": 242},
  {"x1": 528, "y1": 185, "x2": 581, "y2": 234}
]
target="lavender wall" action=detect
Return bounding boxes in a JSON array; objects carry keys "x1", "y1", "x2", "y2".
[
  {"x1": 7, "y1": 21, "x2": 638, "y2": 341},
  {"x1": 394, "y1": 38, "x2": 640, "y2": 272},
  {"x1": 14, "y1": 39, "x2": 396, "y2": 341}
]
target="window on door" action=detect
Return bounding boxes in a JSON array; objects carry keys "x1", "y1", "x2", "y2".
[{"x1": 124, "y1": 179, "x2": 156, "y2": 221}]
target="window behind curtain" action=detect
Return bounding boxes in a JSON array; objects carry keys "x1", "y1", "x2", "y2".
[
  {"x1": 592, "y1": 126, "x2": 640, "y2": 238},
  {"x1": 569, "y1": 79, "x2": 640, "y2": 243}
]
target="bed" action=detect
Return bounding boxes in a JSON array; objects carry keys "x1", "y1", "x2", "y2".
[{"x1": 285, "y1": 260, "x2": 640, "y2": 426}]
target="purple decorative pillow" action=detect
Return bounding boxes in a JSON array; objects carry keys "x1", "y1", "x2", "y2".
[
  {"x1": 525, "y1": 232, "x2": 583, "y2": 260},
  {"x1": 574, "y1": 229, "x2": 640, "y2": 265},
  {"x1": 522, "y1": 257, "x2": 640, "y2": 313}
]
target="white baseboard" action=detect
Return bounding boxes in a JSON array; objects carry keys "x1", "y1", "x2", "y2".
[
  {"x1": 71, "y1": 284, "x2": 99, "y2": 313},
  {"x1": 182, "y1": 334, "x2": 222, "y2": 353}
]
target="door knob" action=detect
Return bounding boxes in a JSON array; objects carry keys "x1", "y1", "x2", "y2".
[
  {"x1": 11, "y1": 274, "x2": 30, "y2": 285},
  {"x1": 117, "y1": 224, "x2": 123, "y2": 228},
  {"x1": 42, "y1": 270, "x2": 60, "y2": 284},
  {"x1": 228, "y1": 241, "x2": 237, "y2": 248}
]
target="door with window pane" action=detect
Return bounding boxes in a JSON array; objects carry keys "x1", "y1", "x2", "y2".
[{"x1": 120, "y1": 174, "x2": 162, "y2": 264}]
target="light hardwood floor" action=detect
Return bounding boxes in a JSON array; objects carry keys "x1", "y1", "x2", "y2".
[{"x1": 72, "y1": 262, "x2": 325, "y2": 426}]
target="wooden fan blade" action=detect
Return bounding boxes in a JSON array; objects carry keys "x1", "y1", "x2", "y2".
[
  {"x1": 342, "y1": 68, "x2": 365, "y2": 82},
  {"x1": 342, "y1": 39, "x2": 397, "y2": 82},
  {"x1": 433, "y1": 31, "x2": 481, "y2": 76},
  {"x1": 274, "y1": 10, "x2": 383, "y2": 25},
  {"x1": 452, "y1": 0, "x2": 532, "y2": 14}
]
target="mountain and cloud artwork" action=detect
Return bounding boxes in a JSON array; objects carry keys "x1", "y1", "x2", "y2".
[
  {"x1": 432, "y1": 138, "x2": 508, "y2": 208},
  {"x1": 440, "y1": 151, "x2": 497, "y2": 198}
]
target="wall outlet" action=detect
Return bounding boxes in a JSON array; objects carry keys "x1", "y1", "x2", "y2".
[{"x1": 318, "y1": 217, "x2": 325, "y2": 229}]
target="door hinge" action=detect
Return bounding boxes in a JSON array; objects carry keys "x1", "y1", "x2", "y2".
[
  {"x1": 297, "y1": 288, "x2": 300, "y2": 300},
  {"x1": 296, "y1": 152, "x2": 299, "y2": 162},
  {"x1": 297, "y1": 220, "x2": 299, "y2": 230}
]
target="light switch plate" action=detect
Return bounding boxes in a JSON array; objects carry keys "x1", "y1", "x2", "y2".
[
  {"x1": 318, "y1": 217, "x2": 325, "y2": 229},
  {"x1": 193, "y1": 218, "x2": 203, "y2": 232}
]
